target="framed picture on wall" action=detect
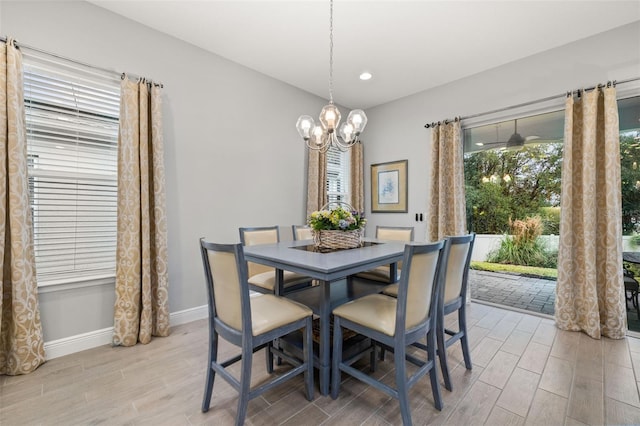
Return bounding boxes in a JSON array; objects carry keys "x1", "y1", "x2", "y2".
[{"x1": 371, "y1": 159, "x2": 408, "y2": 213}]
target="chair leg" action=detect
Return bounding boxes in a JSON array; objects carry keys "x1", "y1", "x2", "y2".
[
  {"x1": 266, "y1": 341, "x2": 274, "y2": 374},
  {"x1": 379, "y1": 346, "x2": 386, "y2": 361},
  {"x1": 235, "y1": 345, "x2": 253, "y2": 426},
  {"x1": 331, "y1": 317, "x2": 344, "y2": 400},
  {"x1": 304, "y1": 316, "x2": 315, "y2": 401},
  {"x1": 201, "y1": 331, "x2": 218, "y2": 413},
  {"x1": 370, "y1": 342, "x2": 377, "y2": 372},
  {"x1": 428, "y1": 328, "x2": 443, "y2": 411},
  {"x1": 394, "y1": 344, "x2": 412, "y2": 426},
  {"x1": 459, "y1": 306, "x2": 472, "y2": 371},
  {"x1": 437, "y1": 313, "x2": 452, "y2": 392}
]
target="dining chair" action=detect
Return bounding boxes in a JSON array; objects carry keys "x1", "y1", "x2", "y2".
[
  {"x1": 199, "y1": 239, "x2": 314, "y2": 425},
  {"x1": 434, "y1": 233, "x2": 476, "y2": 391},
  {"x1": 239, "y1": 226, "x2": 312, "y2": 294},
  {"x1": 356, "y1": 226, "x2": 414, "y2": 283},
  {"x1": 331, "y1": 240, "x2": 448, "y2": 425},
  {"x1": 292, "y1": 224, "x2": 314, "y2": 241}
]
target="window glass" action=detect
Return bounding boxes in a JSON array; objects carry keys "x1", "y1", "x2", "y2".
[
  {"x1": 326, "y1": 145, "x2": 350, "y2": 204},
  {"x1": 23, "y1": 53, "x2": 120, "y2": 285}
]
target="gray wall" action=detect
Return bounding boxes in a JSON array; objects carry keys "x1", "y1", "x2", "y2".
[
  {"x1": 363, "y1": 21, "x2": 640, "y2": 240},
  {"x1": 0, "y1": 0, "x2": 327, "y2": 341}
]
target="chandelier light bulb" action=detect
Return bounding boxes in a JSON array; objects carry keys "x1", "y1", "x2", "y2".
[
  {"x1": 347, "y1": 109, "x2": 367, "y2": 134},
  {"x1": 339, "y1": 122, "x2": 354, "y2": 142},
  {"x1": 310, "y1": 125, "x2": 325, "y2": 146},
  {"x1": 320, "y1": 104, "x2": 341, "y2": 133},
  {"x1": 296, "y1": 115, "x2": 315, "y2": 140}
]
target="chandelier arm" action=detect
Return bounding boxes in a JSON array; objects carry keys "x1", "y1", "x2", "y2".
[
  {"x1": 306, "y1": 137, "x2": 331, "y2": 152},
  {"x1": 333, "y1": 134, "x2": 357, "y2": 150}
]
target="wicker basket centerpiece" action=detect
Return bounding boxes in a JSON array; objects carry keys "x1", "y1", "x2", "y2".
[{"x1": 308, "y1": 202, "x2": 366, "y2": 250}]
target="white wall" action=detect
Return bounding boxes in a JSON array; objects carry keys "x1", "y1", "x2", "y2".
[
  {"x1": 0, "y1": 0, "x2": 327, "y2": 343},
  {"x1": 362, "y1": 21, "x2": 640, "y2": 243}
]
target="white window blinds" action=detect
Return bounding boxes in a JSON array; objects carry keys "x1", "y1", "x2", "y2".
[
  {"x1": 326, "y1": 145, "x2": 350, "y2": 204},
  {"x1": 22, "y1": 51, "x2": 121, "y2": 285}
]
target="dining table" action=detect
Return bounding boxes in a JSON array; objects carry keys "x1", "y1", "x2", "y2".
[{"x1": 243, "y1": 238, "x2": 407, "y2": 395}]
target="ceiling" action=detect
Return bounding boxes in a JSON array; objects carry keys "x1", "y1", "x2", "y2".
[{"x1": 88, "y1": 0, "x2": 640, "y2": 109}]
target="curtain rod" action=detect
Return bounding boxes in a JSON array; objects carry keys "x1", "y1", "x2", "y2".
[
  {"x1": 424, "y1": 76, "x2": 640, "y2": 129},
  {"x1": 0, "y1": 36, "x2": 163, "y2": 87}
]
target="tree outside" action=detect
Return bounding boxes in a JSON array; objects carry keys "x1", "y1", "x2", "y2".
[{"x1": 464, "y1": 143, "x2": 563, "y2": 235}]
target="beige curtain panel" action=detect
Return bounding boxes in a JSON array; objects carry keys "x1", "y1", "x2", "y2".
[
  {"x1": 306, "y1": 149, "x2": 327, "y2": 217},
  {"x1": 113, "y1": 77, "x2": 170, "y2": 346},
  {"x1": 427, "y1": 120, "x2": 467, "y2": 241},
  {"x1": 0, "y1": 38, "x2": 46, "y2": 375},
  {"x1": 349, "y1": 141, "x2": 364, "y2": 213},
  {"x1": 555, "y1": 87, "x2": 625, "y2": 339}
]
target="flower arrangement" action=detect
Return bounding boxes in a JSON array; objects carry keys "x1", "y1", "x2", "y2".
[
  {"x1": 308, "y1": 205, "x2": 366, "y2": 231},
  {"x1": 308, "y1": 204, "x2": 366, "y2": 250}
]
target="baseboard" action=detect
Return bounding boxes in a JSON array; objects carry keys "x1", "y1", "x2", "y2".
[
  {"x1": 43, "y1": 304, "x2": 208, "y2": 360},
  {"x1": 169, "y1": 304, "x2": 208, "y2": 326}
]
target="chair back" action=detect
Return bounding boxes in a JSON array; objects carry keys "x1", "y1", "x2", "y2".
[
  {"x1": 442, "y1": 234, "x2": 475, "y2": 307},
  {"x1": 239, "y1": 226, "x2": 279, "y2": 277},
  {"x1": 377, "y1": 226, "x2": 414, "y2": 271},
  {"x1": 395, "y1": 241, "x2": 447, "y2": 333},
  {"x1": 200, "y1": 239, "x2": 250, "y2": 333},
  {"x1": 292, "y1": 225, "x2": 313, "y2": 241},
  {"x1": 376, "y1": 226, "x2": 414, "y2": 242}
]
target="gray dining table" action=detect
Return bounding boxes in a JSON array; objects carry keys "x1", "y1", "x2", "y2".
[{"x1": 243, "y1": 238, "x2": 406, "y2": 395}]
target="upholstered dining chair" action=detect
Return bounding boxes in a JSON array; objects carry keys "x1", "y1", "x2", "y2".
[
  {"x1": 331, "y1": 241, "x2": 448, "y2": 425},
  {"x1": 292, "y1": 224, "x2": 314, "y2": 241},
  {"x1": 239, "y1": 226, "x2": 312, "y2": 294},
  {"x1": 199, "y1": 239, "x2": 314, "y2": 425},
  {"x1": 356, "y1": 226, "x2": 415, "y2": 283},
  {"x1": 434, "y1": 233, "x2": 476, "y2": 392}
]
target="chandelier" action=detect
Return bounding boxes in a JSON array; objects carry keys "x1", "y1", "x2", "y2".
[{"x1": 295, "y1": 0, "x2": 368, "y2": 152}]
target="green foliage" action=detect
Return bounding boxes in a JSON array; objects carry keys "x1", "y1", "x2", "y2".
[
  {"x1": 621, "y1": 133, "x2": 640, "y2": 235},
  {"x1": 537, "y1": 207, "x2": 560, "y2": 235},
  {"x1": 487, "y1": 236, "x2": 557, "y2": 268},
  {"x1": 486, "y1": 216, "x2": 558, "y2": 268},
  {"x1": 630, "y1": 234, "x2": 640, "y2": 248},
  {"x1": 308, "y1": 206, "x2": 366, "y2": 231},
  {"x1": 464, "y1": 143, "x2": 563, "y2": 234},
  {"x1": 470, "y1": 261, "x2": 558, "y2": 279}
]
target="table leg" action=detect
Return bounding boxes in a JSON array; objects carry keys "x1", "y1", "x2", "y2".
[
  {"x1": 389, "y1": 262, "x2": 398, "y2": 283},
  {"x1": 275, "y1": 269, "x2": 284, "y2": 296},
  {"x1": 319, "y1": 279, "x2": 331, "y2": 395}
]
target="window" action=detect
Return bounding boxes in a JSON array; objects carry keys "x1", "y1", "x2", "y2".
[
  {"x1": 23, "y1": 52, "x2": 121, "y2": 285},
  {"x1": 326, "y1": 145, "x2": 350, "y2": 204},
  {"x1": 463, "y1": 110, "x2": 564, "y2": 235}
]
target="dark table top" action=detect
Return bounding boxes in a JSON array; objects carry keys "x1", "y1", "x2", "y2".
[{"x1": 623, "y1": 251, "x2": 640, "y2": 264}]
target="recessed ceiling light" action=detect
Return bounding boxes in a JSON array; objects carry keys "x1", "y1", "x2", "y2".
[{"x1": 359, "y1": 72, "x2": 372, "y2": 81}]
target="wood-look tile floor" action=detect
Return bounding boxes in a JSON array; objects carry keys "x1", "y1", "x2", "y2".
[{"x1": 2, "y1": 302, "x2": 640, "y2": 425}]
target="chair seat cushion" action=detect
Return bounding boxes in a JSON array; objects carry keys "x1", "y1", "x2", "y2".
[
  {"x1": 355, "y1": 266, "x2": 401, "y2": 283},
  {"x1": 251, "y1": 294, "x2": 312, "y2": 336},
  {"x1": 248, "y1": 270, "x2": 311, "y2": 291},
  {"x1": 333, "y1": 294, "x2": 397, "y2": 336},
  {"x1": 381, "y1": 283, "x2": 398, "y2": 297}
]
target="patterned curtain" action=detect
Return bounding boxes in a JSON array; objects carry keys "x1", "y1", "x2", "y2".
[
  {"x1": 427, "y1": 120, "x2": 466, "y2": 241},
  {"x1": 306, "y1": 149, "x2": 327, "y2": 217},
  {"x1": 113, "y1": 77, "x2": 170, "y2": 346},
  {"x1": 0, "y1": 38, "x2": 46, "y2": 375},
  {"x1": 555, "y1": 86, "x2": 625, "y2": 339},
  {"x1": 349, "y1": 141, "x2": 364, "y2": 212}
]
